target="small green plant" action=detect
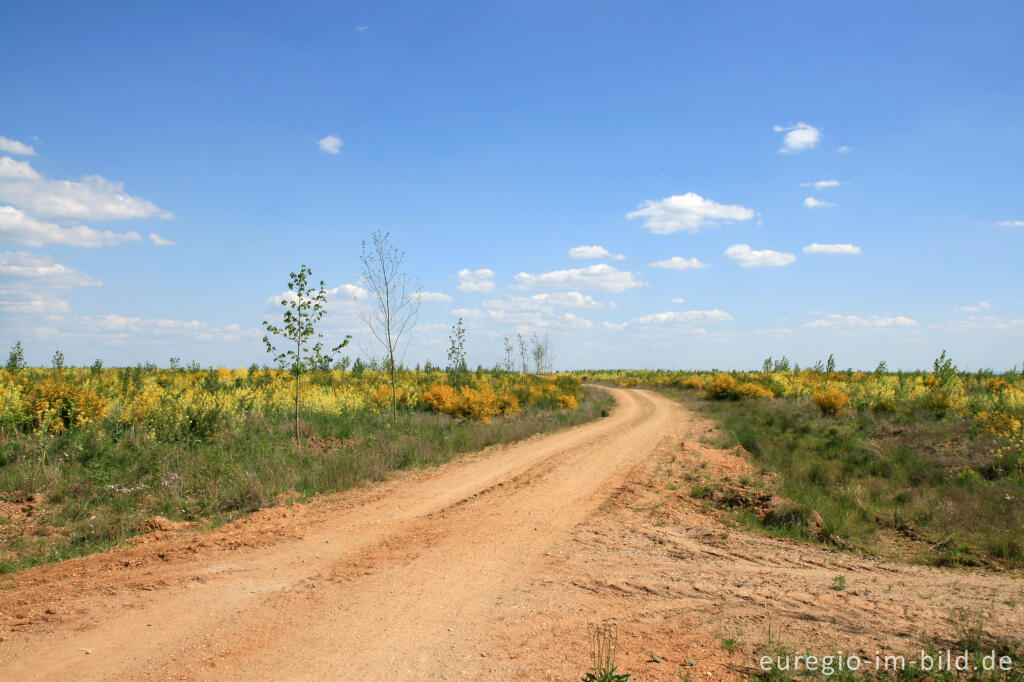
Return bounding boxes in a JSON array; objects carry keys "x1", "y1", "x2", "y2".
[
  {"x1": 262, "y1": 265, "x2": 351, "y2": 440},
  {"x1": 6, "y1": 340, "x2": 26, "y2": 372},
  {"x1": 582, "y1": 621, "x2": 630, "y2": 682},
  {"x1": 831, "y1": 575, "x2": 847, "y2": 591}
]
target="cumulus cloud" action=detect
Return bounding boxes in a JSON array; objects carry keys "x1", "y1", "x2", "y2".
[
  {"x1": 0, "y1": 136, "x2": 36, "y2": 156},
  {"x1": 0, "y1": 205, "x2": 143, "y2": 247},
  {"x1": 603, "y1": 321, "x2": 628, "y2": 331},
  {"x1": 805, "y1": 314, "x2": 918, "y2": 329},
  {"x1": 627, "y1": 192, "x2": 755, "y2": 234},
  {"x1": 959, "y1": 302, "x2": 993, "y2": 313},
  {"x1": 774, "y1": 122, "x2": 822, "y2": 153},
  {"x1": 997, "y1": 220, "x2": 1024, "y2": 227},
  {"x1": 800, "y1": 179, "x2": 841, "y2": 190},
  {"x1": 803, "y1": 243, "x2": 862, "y2": 255},
  {"x1": 671, "y1": 297, "x2": 686, "y2": 304},
  {"x1": 456, "y1": 268, "x2": 495, "y2": 292},
  {"x1": 804, "y1": 196, "x2": 835, "y2": 208},
  {"x1": 568, "y1": 244, "x2": 625, "y2": 260},
  {"x1": 71, "y1": 314, "x2": 258, "y2": 343},
  {"x1": 649, "y1": 256, "x2": 710, "y2": 270},
  {"x1": 317, "y1": 135, "x2": 343, "y2": 154},
  {"x1": 512, "y1": 264, "x2": 644, "y2": 293},
  {"x1": 724, "y1": 244, "x2": 796, "y2": 268},
  {"x1": 836, "y1": 146, "x2": 852, "y2": 154},
  {"x1": 418, "y1": 291, "x2": 452, "y2": 303},
  {"x1": 149, "y1": 232, "x2": 174, "y2": 246},
  {"x1": 0, "y1": 156, "x2": 173, "y2": 222}
]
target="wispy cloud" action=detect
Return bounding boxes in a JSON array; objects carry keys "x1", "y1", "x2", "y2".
[
  {"x1": 512, "y1": 264, "x2": 644, "y2": 293},
  {"x1": 724, "y1": 244, "x2": 796, "y2": 268},
  {"x1": 317, "y1": 135, "x2": 343, "y2": 154},
  {"x1": 800, "y1": 179, "x2": 841, "y2": 190},
  {"x1": 774, "y1": 122, "x2": 822, "y2": 153},
  {"x1": 633, "y1": 309, "x2": 732, "y2": 324},
  {"x1": 997, "y1": 220, "x2": 1024, "y2": 227},
  {"x1": 456, "y1": 268, "x2": 495, "y2": 292},
  {"x1": 0, "y1": 250, "x2": 101, "y2": 313},
  {"x1": 627, "y1": 192, "x2": 755, "y2": 234},
  {"x1": 803, "y1": 243, "x2": 861, "y2": 255},
  {"x1": 148, "y1": 232, "x2": 174, "y2": 247},
  {"x1": 804, "y1": 196, "x2": 835, "y2": 208},
  {"x1": 805, "y1": 314, "x2": 917, "y2": 329},
  {"x1": 648, "y1": 256, "x2": 710, "y2": 270},
  {"x1": 0, "y1": 136, "x2": 36, "y2": 156},
  {"x1": 418, "y1": 291, "x2": 452, "y2": 303},
  {"x1": 958, "y1": 301, "x2": 993, "y2": 313},
  {"x1": 356, "y1": 25, "x2": 370, "y2": 32},
  {"x1": 836, "y1": 145, "x2": 852, "y2": 154}
]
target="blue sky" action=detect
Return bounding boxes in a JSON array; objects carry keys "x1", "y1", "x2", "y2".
[{"x1": 1, "y1": 1, "x2": 1021, "y2": 371}]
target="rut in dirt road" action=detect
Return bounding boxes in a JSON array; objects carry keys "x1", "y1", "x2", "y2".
[{"x1": 0, "y1": 386, "x2": 683, "y2": 681}]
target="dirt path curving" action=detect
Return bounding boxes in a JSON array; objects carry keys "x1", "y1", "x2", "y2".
[{"x1": 1, "y1": 386, "x2": 1021, "y2": 680}]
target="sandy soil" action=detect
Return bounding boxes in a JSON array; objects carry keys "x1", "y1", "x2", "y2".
[{"x1": 0, "y1": 387, "x2": 1021, "y2": 680}]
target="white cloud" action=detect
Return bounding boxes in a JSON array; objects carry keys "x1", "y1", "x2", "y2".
[
  {"x1": 317, "y1": 135, "x2": 343, "y2": 154},
  {"x1": 603, "y1": 321, "x2": 628, "y2": 331},
  {"x1": 149, "y1": 232, "x2": 174, "y2": 247},
  {"x1": 356, "y1": 25, "x2": 370, "y2": 32},
  {"x1": 724, "y1": 244, "x2": 796, "y2": 268},
  {"x1": 0, "y1": 250, "x2": 101, "y2": 314},
  {"x1": 774, "y1": 122, "x2": 822, "y2": 153},
  {"x1": 512, "y1": 264, "x2": 644, "y2": 293},
  {"x1": 800, "y1": 179, "x2": 841, "y2": 190},
  {"x1": 633, "y1": 309, "x2": 733, "y2": 324},
  {"x1": 836, "y1": 146, "x2": 852, "y2": 154},
  {"x1": 484, "y1": 291, "x2": 602, "y2": 313},
  {"x1": 0, "y1": 156, "x2": 173, "y2": 222},
  {"x1": 456, "y1": 268, "x2": 495, "y2": 292},
  {"x1": 803, "y1": 243, "x2": 862, "y2": 255},
  {"x1": 671, "y1": 297, "x2": 685, "y2": 304},
  {"x1": 0, "y1": 156, "x2": 42, "y2": 181},
  {"x1": 568, "y1": 244, "x2": 625, "y2": 260},
  {"x1": 805, "y1": 314, "x2": 918, "y2": 329},
  {"x1": 627, "y1": 192, "x2": 755, "y2": 234},
  {"x1": 959, "y1": 302, "x2": 993, "y2": 313},
  {"x1": 0, "y1": 136, "x2": 36, "y2": 156},
  {"x1": 649, "y1": 256, "x2": 710, "y2": 270},
  {"x1": 418, "y1": 291, "x2": 452, "y2": 303},
  {"x1": 0, "y1": 205, "x2": 143, "y2": 248},
  {"x1": 0, "y1": 250, "x2": 101, "y2": 286},
  {"x1": 804, "y1": 196, "x2": 835, "y2": 208},
  {"x1": 997, "y1": 220, "x2": 1024, "y2": 227}
]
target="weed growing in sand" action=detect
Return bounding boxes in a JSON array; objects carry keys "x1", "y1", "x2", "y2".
[{"x1": 581, "y1": 621, "x2": 631, "y2": 682}]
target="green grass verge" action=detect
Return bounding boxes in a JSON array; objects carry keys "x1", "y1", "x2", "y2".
[{"x1": 0, "y1": 386, "x2": 613, "y2": 574}]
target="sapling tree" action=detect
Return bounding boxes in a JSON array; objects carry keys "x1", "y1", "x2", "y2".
[
  {"x1": 447, "y1": 318, "x2": 467, "y2": 374},
  {"x1": 502, "y1": 332, "x2": 515, "y2": 373},
  {"x1": 357, "y1": 231, "x2": 421, "y2": 421},
  {"x1": 6, "y1": 341, "x2": 25, "y2": 372},
  {"x1": 263, "y1": 265, "x2": 351, "y2": 441}
]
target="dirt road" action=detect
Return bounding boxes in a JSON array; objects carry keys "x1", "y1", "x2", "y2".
[{"x1": 1, "y1": 387, "x2": 1021, "y2": 680}]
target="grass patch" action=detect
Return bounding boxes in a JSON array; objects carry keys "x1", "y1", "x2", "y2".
[
  {"x1": 660, "y1": 388, "x2": 1024, "y2": 569},
  {"x1": 0, "y1": 386, "x2": 612, "y2": 574}
]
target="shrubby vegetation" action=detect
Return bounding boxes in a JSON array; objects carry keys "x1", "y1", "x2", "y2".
[
  {"x1": 579, "y1": 354, "x2": 1024, "y2": 567},
  {"x1": 0, "y1": 359, "x2": 592, "y2": 573}
]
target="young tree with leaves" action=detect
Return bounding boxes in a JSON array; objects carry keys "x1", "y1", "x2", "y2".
[
  {"x1": 263, "y1": 265, "x2": 351, "y2": 441},
  {"x1": 6, "y1": 341, "x2": 25, "y2": 373},
  {"x1": 357, "y1": 231, "x2": 421, "y2": 422},
  {"x1": 447, "y1": 318, "x2": 467, "y2": 374}
]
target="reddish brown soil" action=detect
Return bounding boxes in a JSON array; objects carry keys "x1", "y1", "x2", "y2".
[{"x1": 0, "y1": 387, "x2": 1020, "y2": 680}]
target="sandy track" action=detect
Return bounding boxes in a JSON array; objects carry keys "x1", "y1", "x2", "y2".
[
  {"x1": 2, "y1": 386, "x2": 1021, "y2": 681},
  {"x1": 0, "y1": 386, "x2": 678, "y2": 680}
]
